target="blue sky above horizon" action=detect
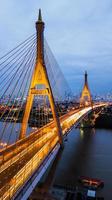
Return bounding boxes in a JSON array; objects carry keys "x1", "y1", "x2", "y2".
[{"x1": 0, "y1": 0, "x2": 112, "y2": 95}]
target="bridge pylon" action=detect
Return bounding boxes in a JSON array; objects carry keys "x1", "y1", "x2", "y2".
[
  {"x1": 80, "y1": 71, "x2": 92, "y2": 107},
  {"x1": 19, "y1": 9, "x2": 63, "y2": 146}
]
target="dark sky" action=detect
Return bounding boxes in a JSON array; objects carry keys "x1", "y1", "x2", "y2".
[{"x1": 0, "y1": 0, "x2": 112, "y2": 95}]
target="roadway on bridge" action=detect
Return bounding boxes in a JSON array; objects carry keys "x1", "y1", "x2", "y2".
[{"x1": 0, "y1": 104, "x2": 106, "y2": 199}]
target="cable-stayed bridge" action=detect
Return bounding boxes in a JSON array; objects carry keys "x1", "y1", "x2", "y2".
[{"x1": 0, "y1": 9, "x2": 109, "y2": 200}]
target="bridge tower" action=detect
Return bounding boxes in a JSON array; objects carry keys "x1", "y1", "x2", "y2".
[
  {"x1": 80, "y1": 71, "x2": 92, "y2": 107},
  {"x1": 19, "y1": 9, "x2": 63, "y2": 146}
]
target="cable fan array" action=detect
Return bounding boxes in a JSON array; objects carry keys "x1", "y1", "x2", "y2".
[
  {"x1": 44, "y1": 39, "x2": 72, "y2": 101},
  {"x1": 44, "y1": 39, "x2": 73, "y2": 117},
  {"x1": 0, "y1": 34, "x2": 72, "y2": 147},
  {"x1": 0, "y1": 34, "x2": 37, "y2": 146}
]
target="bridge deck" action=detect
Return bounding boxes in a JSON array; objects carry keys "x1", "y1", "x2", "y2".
[{"x1": 0, "y1": 104, "x2": 106, "y2": 199}]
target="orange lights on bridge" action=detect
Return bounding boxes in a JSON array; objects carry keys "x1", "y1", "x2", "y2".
[{"x1": 0, "y1": 142, "x2": 7, "y2": 148}]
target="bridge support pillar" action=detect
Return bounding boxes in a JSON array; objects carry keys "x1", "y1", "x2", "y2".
[
  {"x1": 80, "y1": 71, "x2": 92, "y2": 107},
  {"x1": 19, "y1": 9, "x2": 63, "y2": 147}
]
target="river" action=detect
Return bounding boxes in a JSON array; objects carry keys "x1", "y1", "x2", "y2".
[{"x1": 53, "y1": 127, "x2": 112, "y2": 199}]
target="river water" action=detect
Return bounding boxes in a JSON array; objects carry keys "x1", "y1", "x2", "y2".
[{"x1": 53, "y1": 127, "x2": 112, "y2": 200}]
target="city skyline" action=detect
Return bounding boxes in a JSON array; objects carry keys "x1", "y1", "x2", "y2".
[
  {"x1": 0, "y1": 0, "x2": 112, "y2": 95},
  {"x1": 0, "y1": 3, "x2": 111, "y2": 199}
]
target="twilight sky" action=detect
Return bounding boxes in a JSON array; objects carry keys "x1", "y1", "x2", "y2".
[{"x1": 0, "y1": 0, "x2": 112, "y2": 95}]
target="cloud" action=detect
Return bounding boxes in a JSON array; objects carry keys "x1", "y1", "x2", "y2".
[{"x1": 0, "y1": 0, "x2": 112, "y2": 94}]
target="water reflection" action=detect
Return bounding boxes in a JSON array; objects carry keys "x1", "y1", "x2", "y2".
[
  {"x1": 54, "y1": 127, "x2": 112, "y2": 199},
  {"x1": 80, "y1": 128, "x2": 84, "y2": 139}
]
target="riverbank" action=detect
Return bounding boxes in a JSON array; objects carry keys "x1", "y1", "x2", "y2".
[{"x1": 95, "y1": 113, "x2": 112, "y2": 129}]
